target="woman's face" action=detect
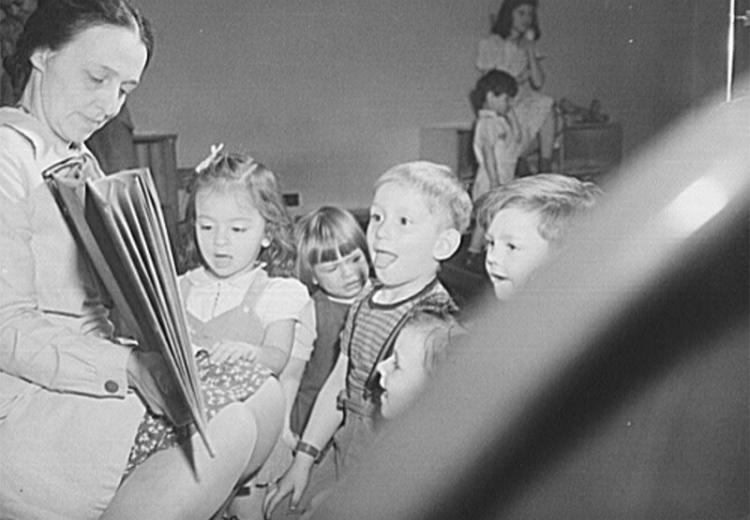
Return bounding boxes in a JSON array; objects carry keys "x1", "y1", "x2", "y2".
[
  {"x1": 511, "y1": 3, "x2": 535, "y2": 37},
  {"x1": 30, "y1": 24, "x2": 147, "y2": 143}
]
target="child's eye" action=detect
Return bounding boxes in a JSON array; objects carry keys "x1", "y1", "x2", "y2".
[
  {"x1": 399, "y1": 216, "x2": 410, "y2": 226},
  {"x1": 231, "y1": 226, "x2": 248, "y2": 233},
  {"x1": 369, "y1": 212, "x2": 383, "y2": 223},
  {"x1": 507, "y1": 242, "x2": 518, "y2": 251},
  {"x1": 197, "y1": 223, "x2": 213, "y2": 231},
  {"x1": 87, "y1": 72, "x2": 106, "y2": 85}
]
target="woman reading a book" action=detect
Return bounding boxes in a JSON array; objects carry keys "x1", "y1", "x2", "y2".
[{"x1": 0, "y1": 1, "x2": 285, "y2": 519}]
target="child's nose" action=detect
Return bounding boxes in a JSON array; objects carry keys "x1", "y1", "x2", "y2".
[
  {"x1": 373, "y1": 219, "x2": 394, "y2": 240},
  {"x1": 214, "y1": 228, "x2": 229, "y2": 245},
  {"x1": 95, "y1": 84, "x2": 124, "y2": 121},
  {"x1": 340, "y1": 261, "x2": 357, "y2": 278},
  {"x1": 376, "y1": 359, "x2": 391, "y2": 381},
  {"x1": 485, "y1": 247, "x2": 499, "y2": 266}
]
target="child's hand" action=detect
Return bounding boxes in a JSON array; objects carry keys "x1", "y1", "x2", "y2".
[
  {"x1": 207, "y1": 340, "x2": 259, "y2": 365},
  {"x1": 263, "y1": 456, "x2": 314, "y2": 517}
]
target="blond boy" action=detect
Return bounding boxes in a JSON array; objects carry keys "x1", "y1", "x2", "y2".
[{"x1": 265, "y1": 161, "x2": 472, "y2": 517}]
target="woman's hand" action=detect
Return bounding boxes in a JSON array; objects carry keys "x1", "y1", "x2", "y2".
[
  {"x1": 517, "y1": 36, "x2": 536, "y2": 55},
  {"x1": 518, "y1": 37, "x2": 545, "y2": 89},
  {"x1": 79, "y1": 306, "x2": 115, "y2": 338},
  {"x1": 127, "y1": 350, "x2": 190, "y2": 425},
  {"x1": 263, "y1": 455, "x2": 315, "y2": 518},
  {"x1": 207, "y1": 340, "x2": 259, "y2": 364}
]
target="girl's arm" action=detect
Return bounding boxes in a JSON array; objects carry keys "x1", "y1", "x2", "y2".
[
  {"x1": 207, "y1": 317, "x2": 294, "y2": 374},
  {"x1": 521, "y1": 39, "x2": 545, "y2": 90},
  {"x1": 482, "y1": 141, "x2": 502, "y2": 189},
  {"x1": 278, "y1": 356, "x2": 308, "y2": 448},
  {"x1": 255, "y1": 318, "x2": 295, "y2": 375},
  {"x1": 474, "y1": 117, "x2": 502, "y2": 188},
  {"x1": 507, "y1": 108, "x2": 523, "y2": 144}
]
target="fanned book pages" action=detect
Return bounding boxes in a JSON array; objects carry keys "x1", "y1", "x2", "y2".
[{"x1": 43, "y1": 159, "x2": 211, "y2": 454}]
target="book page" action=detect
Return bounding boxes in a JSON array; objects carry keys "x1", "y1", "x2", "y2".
[{"x1": 46, "y1": 167, "x2": 211, "y2": 452}]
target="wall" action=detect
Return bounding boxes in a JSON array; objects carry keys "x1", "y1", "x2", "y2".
[{"x1": 130, "y1": 0, "x2": 733, "y2": 215}]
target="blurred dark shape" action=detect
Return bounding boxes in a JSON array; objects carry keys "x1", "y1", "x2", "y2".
[
  {"x1": 558, "y1": 97, "x2": 609, "y2": 125},
  {"x1": 86, "y1": 103, "x2": 138, "y2": 174},
  {"x1": 311, "y1": 86, "x2": 750, "y2": 519}
]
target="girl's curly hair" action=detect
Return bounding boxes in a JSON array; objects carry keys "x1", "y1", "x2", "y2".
[{"x1": 181, "y1": 148, "x2": 296, "y2": 277}]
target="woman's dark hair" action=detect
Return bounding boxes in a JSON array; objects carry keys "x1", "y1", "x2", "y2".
[
  {"x1": 469, "y1": 69, "x2": 518, "y2": 114},
  {"x1": 491, "y1": 0, "x2": 540, "y2": 41},
  {"x1": 7, "y1": 0, "x2": 153, "y2": 99}
]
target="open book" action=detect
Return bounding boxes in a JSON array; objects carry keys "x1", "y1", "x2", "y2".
[{"x1": 43, "y1": 160, "x2": 211, "y2": 453}]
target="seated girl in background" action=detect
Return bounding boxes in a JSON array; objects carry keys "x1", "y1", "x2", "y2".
[
  {"x1": 290, "y1": 206, "x2": 371, "y2": 436},
  {"x1": 477, "y1": 0, "x2": 555, "y2": 174},
  {"x1": 126, "y1": 146, "x2": 310, "y2": 494}
]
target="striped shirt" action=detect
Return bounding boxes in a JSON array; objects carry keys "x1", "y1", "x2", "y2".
[{"x1": 341, "y1": 278, "x2": 453, "y2": 417}]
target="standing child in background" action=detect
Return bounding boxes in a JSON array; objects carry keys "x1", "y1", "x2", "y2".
[
  {"x1": 476, "y1": 173, "x2": 601, "y2": 301},
  {"x1": 477, "y1": 0, "x2": 555, "y2": 174},
  {"x1": 465, "y1": 69, "x2": 523, "y2": 269},
  {"x1": 264, "y1": 161, "x2": 473, "y2": 518},
  {"x1": 291, "y1": 206, "x2": 371, "y2": 437},
  {"x1": 125, "y1": 146, "x2": 310, "y2": 501}
]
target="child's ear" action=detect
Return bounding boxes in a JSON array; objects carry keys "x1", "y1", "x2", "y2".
[{"x1": 432, "y1": 228, "x2": 461, "y2": 261}]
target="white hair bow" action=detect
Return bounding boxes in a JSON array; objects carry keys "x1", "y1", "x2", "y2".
[{"x1": 195, "y1": 143, "x2": 225, "y2": 173}]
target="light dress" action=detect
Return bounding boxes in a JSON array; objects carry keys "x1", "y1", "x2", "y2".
[
  {"x1": 125, "y1": 265, "x2": 309, "y2": 472},
  {"x1": 477, "y1": 34, "x2": 554, "y2": 152},
  {"x1": 472, "y1": 108, "x2": 524, "y2": 200}
]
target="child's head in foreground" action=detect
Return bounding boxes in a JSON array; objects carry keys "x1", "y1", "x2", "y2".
[
  {"x1": 470, "y1": 69, "x2": 518, "y2": 116},
  {"x1": 368, "y1": 161, "x2": 473, "y2": 295},
  {"x1": 476, "y1": 173, "x2": 601, "y2": 301},
  {"x1": 187, "y1": 144, "x2": 296, "y2": 279},
  {"x1": 295, "y1": 205, "x2": 370, "y2": 301},
  {"x1": 376, "y1": 304, "x2": 462, "y2": 418}
]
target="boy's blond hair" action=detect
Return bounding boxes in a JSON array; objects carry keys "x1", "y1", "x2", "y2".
[
  {"x1": 476, "y1": 173, "x2": 601, "y2": 245},
  {"x1": 376, "y1": 161, "x2": 473, "y2": 234}
]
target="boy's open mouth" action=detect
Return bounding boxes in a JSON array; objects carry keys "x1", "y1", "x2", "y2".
[{"x1": 372, "y1": 250, "x2": 397, "y2": 269}]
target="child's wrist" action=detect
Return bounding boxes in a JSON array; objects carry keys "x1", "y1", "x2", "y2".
[{"x1": 294, "y1": 440, "x2": 322, "y2": 463}]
